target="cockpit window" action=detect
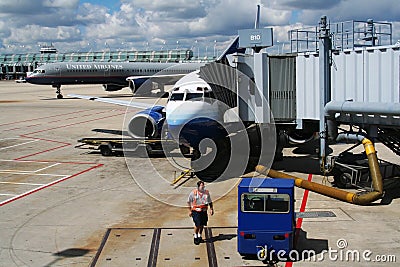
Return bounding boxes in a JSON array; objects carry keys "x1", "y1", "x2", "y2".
[
  {"x1": 186, "y1": 93, "x2": 203, "y2": 101},
  {"x1": 33, "y1": 69, "x2": 45, "y2": 74},
  {"x1": 204, "y1": 91, "x2": 215, "y2": 103},
  {"x1": 169, "y1": 93, "x2": 184, "y2": 101},
  {"x1": 204, "y1": 92, "x2": 215, "y2": 98}
]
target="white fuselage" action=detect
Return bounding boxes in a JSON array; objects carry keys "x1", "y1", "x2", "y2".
[{"x1": 165, "y1": 72, "x2": 226, "y2": 146}]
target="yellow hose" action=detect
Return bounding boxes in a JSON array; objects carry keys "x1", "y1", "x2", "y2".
[{"x1": 255, "y1": 137, "x2": 383, "y2": 205}]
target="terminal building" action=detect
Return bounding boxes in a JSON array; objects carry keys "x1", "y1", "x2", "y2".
[{"x1": 0, "y1": 45, "x2": 196, "y2": 80}]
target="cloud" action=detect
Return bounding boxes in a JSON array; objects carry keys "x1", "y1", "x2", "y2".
[
  {"x1": 77, "y1": 3, "x2": 109, "y2": 25},
  {"x1": 43, "y1": 0, "x2": 79, "y2": 8},
  {"x1": 0, "y1": 0, "x2": 399, "y2": 54},
  {"x1": 0, "y1": 0, "x2": 43, "y2": 15},
  {"x1": 291, "y1": 0, "x2": 400, "y2": 24},
  {"x1": 278, "y1": 0, "x2": 340, "y2": 10},
  {"x1": 5, "y1": 25, "x2": 81, "y2": 44},
  {"x1": 126, "y1": 0, "x2": 207, "y2": 20}
]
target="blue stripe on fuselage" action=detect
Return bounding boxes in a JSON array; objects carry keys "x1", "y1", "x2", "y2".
[
  {"x1": 167, "y1": 117, "x2": 226, "y2": 147},
  {"x1": 25, "y1": 75, "x2": 134, "y2": 86}
]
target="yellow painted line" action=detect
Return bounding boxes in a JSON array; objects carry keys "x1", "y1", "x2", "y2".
[{"x1": 172, "y1": 169, "x2": 192, "y2": 185}]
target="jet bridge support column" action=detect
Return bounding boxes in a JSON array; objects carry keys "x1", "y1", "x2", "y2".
[
  {"x1": 236, "y1": 54, "x2": 256, "y2": 123},
  {"x1": 254, "y1": 52, "x2": 271, "y2": 124},
  {"x1": 236, "y1": 27, "x2": 273, "y2": 123},
  {"x1": 319, "y1": 16, "x2": 332, "y2": 171}
]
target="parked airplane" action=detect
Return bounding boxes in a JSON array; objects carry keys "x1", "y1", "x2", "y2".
[
  {"x1": 25, "y1": 37, "x2": 244, "y2": 99},
  {"x1": 68, "y1": 69, "x2": 262, "y2": 182}
]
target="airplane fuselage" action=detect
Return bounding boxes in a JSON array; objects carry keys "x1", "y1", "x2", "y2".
[
  {"x1": 165, "y1": 72, "x2": 228, "y2": 148},
  {"x1": 26, "y1": 61, "x2": 205, "y2": 87}
]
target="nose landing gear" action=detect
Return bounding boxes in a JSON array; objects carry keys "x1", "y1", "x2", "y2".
[{"x1": 53, "y1": 84, "x2": 63, "y2": 99}]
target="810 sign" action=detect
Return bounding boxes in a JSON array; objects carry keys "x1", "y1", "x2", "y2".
[
  {"x1": 238, "y1": 28, "x2": 273, "y2": 48},
  {"x1": 250, "y1": 34, "x2": 262, "y2": 41}
]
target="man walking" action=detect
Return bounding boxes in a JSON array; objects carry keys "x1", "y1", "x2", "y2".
[{"x1": 188, "y1": 181, "x2": 214, "y2": 245}]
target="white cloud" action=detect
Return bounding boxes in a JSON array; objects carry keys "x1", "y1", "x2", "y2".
[
  {"x1": 77, "y1": 3, "x2": 109, "y2": 25},
  {"x1": 5, "y1": 25, "x2": 81, "y2": 44},
  {"x1": 43, "y1": 0, "x2": 79, "y2": 9}
]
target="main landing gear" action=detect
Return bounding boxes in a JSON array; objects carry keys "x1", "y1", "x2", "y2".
[{"x1": 53, "y1": 84, "x2": 63, "y2": 99}]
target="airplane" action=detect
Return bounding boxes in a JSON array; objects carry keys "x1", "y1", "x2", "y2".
[
  {"x1": 25, "y1": 37, "x2": 244, "y2": 99},
  {"x1": 68, "y1": 67, "x2": 266, "y2": 182}
]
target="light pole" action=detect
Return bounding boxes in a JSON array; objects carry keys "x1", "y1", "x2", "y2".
[
  {"x1": 105, "y1": 42, "x2": 111, "y2": 61},
  {"x1": 195, "y1": 40, "x2": 199, "y2": 59},
  {"x1": 213, "y1": 40, "x2": 217, "y2": 58}
]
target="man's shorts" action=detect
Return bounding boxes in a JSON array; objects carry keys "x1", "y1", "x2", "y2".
[{"x1": 192, "y1": 210, "x2": 208, "y2": 227}]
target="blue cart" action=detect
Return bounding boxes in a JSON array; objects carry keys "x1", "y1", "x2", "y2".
[{"x1": 237, "y1": 178, "x2": 295, "y2": 261}]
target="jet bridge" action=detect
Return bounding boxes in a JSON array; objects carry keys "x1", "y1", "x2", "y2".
[
  {"x1": 222, "y1": 17, "x2": 400, "y2": 191},
  {"x1": 193, "y1": 17, "x2": 400, "y2": 190}
]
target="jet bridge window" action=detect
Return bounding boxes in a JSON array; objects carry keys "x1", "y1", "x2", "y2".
[
  {"x1": 186, "y1": 93, "x2": 203, "y2": 101},
  {"x1": 241, "y1": 193, "x2": 290, "y2": 213},
  {"x1": 169, "y1": 93, "x2": 184, "y2": 101}
]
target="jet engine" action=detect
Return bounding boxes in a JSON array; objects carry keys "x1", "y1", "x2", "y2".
[
  {"x1": 128, "y1": 78, "x2": 147, "y2": 94},
  {"x1": 102, "y1": 84, "x2": 125, "y2": 91},
  {"x1": 129, "y1": 80, "x2": 136, "y2": 94},
  {"x1": 127, "y1": 106, "x2": 165, "y2": 138},
  {"x1": 287, "y1": 130, "x2": 317, "y2": 145}
]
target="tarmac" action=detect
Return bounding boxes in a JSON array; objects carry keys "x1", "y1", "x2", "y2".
[{"x1": 0, "y1": 81, "x2": 399, "y2": 266}]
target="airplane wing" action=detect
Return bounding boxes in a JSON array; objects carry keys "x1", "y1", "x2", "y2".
[
  {"x1": 68, "y1": 94, "x2": 156, "y2": 109},
  {"x1": 126, "y1": 73, "x2": 187, "y2": 84}
]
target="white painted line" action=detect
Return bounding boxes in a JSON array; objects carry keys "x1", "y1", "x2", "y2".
[
  {"x1": 0, "y1": 138, "x2": 32, "y2": 141},
  {"x1": 0, "y1": 193, "x2": 17, "y2": 196},
  {"x1": 0, "y1": 170, "x2": 34, "y2": 173},
  {"x1": 0, "y1": 171, "x2": 66, "y2": 177},
  {"x1": 0, "y1": 182, "x2": 46, "y2": 186},
  {"x1": 0, "y1": 140, "x2": 40, "y2": 150},
  {"x1": 0, "y1": 175, "x2": 70, "y2": 205},
  {"x1": 34, "y1": 163, "x2": 60, "y2": 173},
  {"x1": 0, "y1": 159, "x2": 53, "y2": 164}
]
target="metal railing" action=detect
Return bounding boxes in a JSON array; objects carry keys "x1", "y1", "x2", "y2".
[{"x1": 289, "y1": 19, "x2": 393, "y2": 53}]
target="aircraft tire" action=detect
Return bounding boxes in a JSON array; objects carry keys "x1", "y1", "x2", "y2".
[
  {"x1": 191, "y1": 138, "x2": 231, "y2": 182},
  {"x1": 100, "y1": 145, "x2": 113, "y2": 156}
]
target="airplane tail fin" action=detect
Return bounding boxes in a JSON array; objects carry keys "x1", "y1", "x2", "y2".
[{"x1": 216, "y1": 36, "x2": 246, "y2": 61}]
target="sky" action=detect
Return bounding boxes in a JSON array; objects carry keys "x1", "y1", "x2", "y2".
[{"x1": 0, "y1": 0, "x2": 399, "y2": 56}]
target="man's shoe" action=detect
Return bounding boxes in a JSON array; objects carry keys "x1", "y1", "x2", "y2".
[
  {"x1": 194, "y1": 237, "x2": 200, "y2": 245},
  {"x1": 198, "y1": 237, "x2": 203, "y2": 243}
]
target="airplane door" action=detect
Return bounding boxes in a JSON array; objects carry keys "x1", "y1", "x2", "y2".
[
  {"x1": 104, "y1": 68, "x2": 110, "y2": 77},
  {"x1": 53, "y1": 65, "x2": 61, "y2": 77}
]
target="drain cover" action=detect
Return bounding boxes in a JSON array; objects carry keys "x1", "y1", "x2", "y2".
[{"x1": 296, "y1": 211, "x2": 336, "y2": 218}]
